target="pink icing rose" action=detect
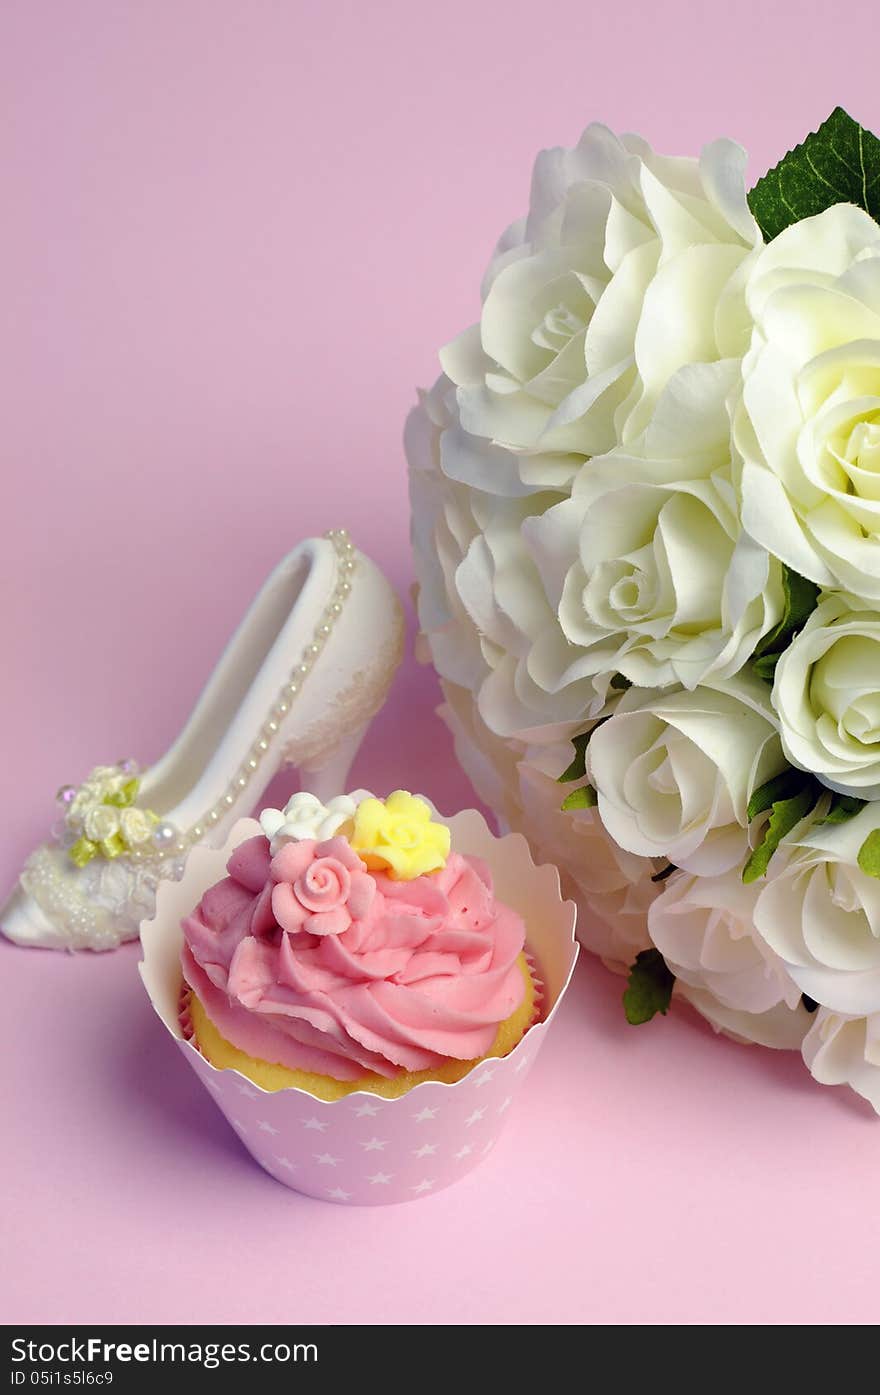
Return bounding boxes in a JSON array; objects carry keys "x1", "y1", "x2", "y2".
[
  {"x1": 181, "y1": 834, "x2": 528, "y2": 1082},
  {"x1": 270, "y1": 836, "x2": 375, "y2": 936}
]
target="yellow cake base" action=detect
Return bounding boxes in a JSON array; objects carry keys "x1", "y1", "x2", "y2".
[{"x1": 186, "y1": 952, "x2": 537, "y2": 1099}]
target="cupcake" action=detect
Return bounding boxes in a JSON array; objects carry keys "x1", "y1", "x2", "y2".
[
  {"x1": 180, "y1": 791, "x2": 539, "y2": 1100},
  {"x1": 140, "y1": 794, "x2": 577, "y2": 1204}
]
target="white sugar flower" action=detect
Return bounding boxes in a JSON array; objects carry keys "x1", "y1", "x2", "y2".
[{"x1": 259, "y1": 791, "x2": 363, "y2": 854}]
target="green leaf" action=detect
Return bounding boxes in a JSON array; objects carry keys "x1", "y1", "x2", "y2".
[
  {"x1": 748, "y1": 107, "x2": 880, "y2": 241},
  {"x1": 559, "y1": 732, "x2": 591, "y2": 783},
  {"x1": 742, "y1": 787, "x2": 815, "y2": 883},
  {"x1": 746, "y1": 768, "x2": 813, "y2": 822},
  {"x1": 820, "y1": 792, "x2": 865, "y2": 824},
  {"x1": 752, "y1": 652, "x2": 781, "y2": 683},
  {"x1": 561, "y1": 785, "x2": 597, "y2": 811},
  {"x1": 622, "y1": 949, "x2": 675, "y2": 1025},
  {"x1": 857, "y1": 828, "x2": 880, "y2": 878},
  {"x1": 752, "y1": 565, "x2": 820, "y2": 683},
  {"x1": 558, "y1": 714, "x2": 612, "y2": 784}
]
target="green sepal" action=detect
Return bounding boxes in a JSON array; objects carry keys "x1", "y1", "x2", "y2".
[
  {"x1": 742, "y1": 787, "x2": 815, "y2": 883},
  {"x1": 746, "y1": 768, "x2": 813, "y2": 822},
  {"x1": 622, "y1": 949, "x2": 675, "y2": 1026},
  {"x1": 857, "y1": 828, "x2": 880, "y2": 879},
  {"x1": 748, "y1": 106, "x2": 880, "y2": 241},
  {"x1": 559, "y1": 732, "x2": 591, "y2": 783},
  {"x1": 558, "y1": 715, "x2": 612, "y2": 785},
  {"x1": 752, "y1": 566, "x2": 820, "y2": 684},
  {"x1": 819, "y1": 793, "x2": 865, "y2": 825},
  {"x1": 104, "y1": 777, "x2": 140, "y2": 808},
  {"x1": 561, "y1": 785, "x2": 597, "y2": 811}
]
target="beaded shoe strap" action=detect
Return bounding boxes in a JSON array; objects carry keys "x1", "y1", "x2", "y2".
[{"x1": 54, "y1": 529, "x2": 357, "y2": 865}]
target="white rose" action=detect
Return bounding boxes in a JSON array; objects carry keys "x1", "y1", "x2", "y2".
[
  {"x1": 753, "y1": 804, "x2": 880, "y2": 1014},
  {"x1": 83, "y1": 804, "x2": 120, "y2": 844},
  {"x1": 587, "y1": 681, "x2": 785, "y2": 874},
  {"x1": 438, "y1": 679, "x2": 525, "y2": 829},
  {"x1": 441, "y1": 123, "x2": 758, "y2": 472},
  {"x1": 438, "y1": 686, "x2": 657, "y2": 968},
  {"x1": 516, "y1": 752, "x2": 658, "y2": 970},
  {"x1": 648, "y1": 868, "x2": 801, "y2": 1014},
  {"x1": 801, "y1": 1008, "x2": 880, "y2": 1113},
  {"x1": 678, "y1": 988, "x2": 810, "y2": 1050},
  {"x1": 773, "y1": 593, "x2": 880, "y2": 798},
  {"x1": 736, "y1": 204, "x2": 880, "y2": 597},
  {"x1": 531, "y1": 460, "x2": 782, "y2": 691},
  {"x1": 119, "y1": 807, "x2": 154, "y2": 846},
  {"x1": 409, "y1": 377, "x2": 612, "y2": 742},
  {"x1": 259, "y1": 791, "x2": 362, "y2": 854}
]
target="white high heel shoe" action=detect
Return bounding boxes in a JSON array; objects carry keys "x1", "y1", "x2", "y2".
[{"x1": 2, "y1": 530, "x2": 404, "y2": 951}]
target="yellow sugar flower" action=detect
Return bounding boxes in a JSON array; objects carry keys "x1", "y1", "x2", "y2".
[{"x1": 350, "y1": 791, "x2": 450, "y2": 880}]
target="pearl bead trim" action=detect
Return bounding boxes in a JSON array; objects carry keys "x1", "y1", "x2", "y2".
[{"x1": 64, "y1": 529, "x2": 358, "y2": 865}]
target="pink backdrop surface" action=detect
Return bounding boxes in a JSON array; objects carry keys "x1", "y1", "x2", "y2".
[{"x1": 3, "y1": 0, "x2": 880, "y2": 1325}]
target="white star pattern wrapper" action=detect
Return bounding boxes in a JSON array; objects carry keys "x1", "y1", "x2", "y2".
[{"x1": 139, "y1": 813, "x2": 577, "y2": 1205}]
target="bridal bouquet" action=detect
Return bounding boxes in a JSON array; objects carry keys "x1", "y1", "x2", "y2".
[{"x1": 408, "y1": 107, "x2": 880, "y2": 1113}]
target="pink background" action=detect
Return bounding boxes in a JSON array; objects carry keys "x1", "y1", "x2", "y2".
[{"x1": 3, "y1": 0, "x2": 880, "y2": 1325}]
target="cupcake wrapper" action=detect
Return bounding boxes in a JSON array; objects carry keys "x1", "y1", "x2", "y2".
[{"x1": 139, "y1": 808, "x2": 578, "y2": 1206}]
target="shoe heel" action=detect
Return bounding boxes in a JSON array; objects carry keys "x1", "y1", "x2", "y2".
[{"x1": 296, "y1": 721, "x2": 371, "y2": 802}]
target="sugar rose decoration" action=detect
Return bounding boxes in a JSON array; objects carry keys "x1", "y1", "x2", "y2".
[
  {"x1": 350, "y1": 790, "x2": 451, "y2": 880},
  {"x1": 409, "y1": 105, "x2": 880, "y2": 1113},
  {"x1": 271, "y1": 837, "x2": 376, "y2": 936}
]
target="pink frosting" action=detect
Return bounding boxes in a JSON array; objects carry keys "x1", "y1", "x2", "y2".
[{"x1": 181, "y1": 834, "x2": 528, "y2": 1080}]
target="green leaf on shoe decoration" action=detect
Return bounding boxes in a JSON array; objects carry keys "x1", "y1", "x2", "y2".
[
  {"x1": 561, "y1": 785, "x2": 598, "y2": 811},
  {"x1": 748, "y1": 106, "x2": 880, "y2": 241},
  {"x1": 743, "y1": 786, "x2": 815, "y2": 883},
  {"x1": 623, "y1": 949, "x2": 675, "y2": 1025},
  {"x1": 857, "y1": 828, "x2": 880, "y2": 879},
  {"x1": 752, "y1": 565, "x2": 820, "y2": 684}
]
